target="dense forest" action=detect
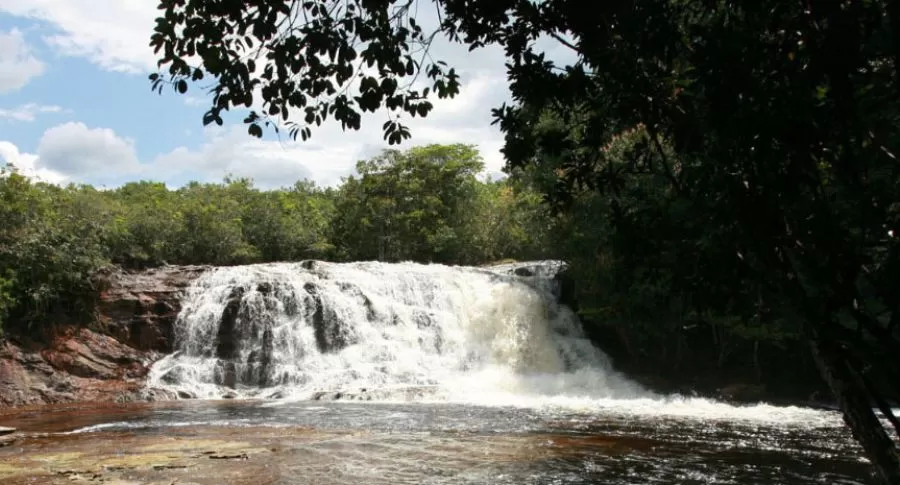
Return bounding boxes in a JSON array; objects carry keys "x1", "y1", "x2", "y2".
[{"x1": 0, "y1": 139, "x2": 823, "y2": 403}]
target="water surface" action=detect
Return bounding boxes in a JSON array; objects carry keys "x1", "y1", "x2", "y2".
[{"x1": 0, "y1": 398, "x2": 873, "y2": 484}]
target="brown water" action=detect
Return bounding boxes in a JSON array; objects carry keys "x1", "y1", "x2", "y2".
[{"x1": 0, "y1": 399, "x2": 876, "y2": 484}]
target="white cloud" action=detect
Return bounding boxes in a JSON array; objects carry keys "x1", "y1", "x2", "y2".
[
  {"x1": 1, "y1": 79, "x2": 511, "y2": 189},
  {"x1": 0, "y1": 141, "x2": 66, "y2": 184},
  {"x1": 0, "y1": 0, "x2": 157, "y2": 73},
  {"x1": 36, "y1": 122, "x2": 142, "y2": 185},
  {"x1": 0, "y1": 54, "x2": 517, "y2": 189},
  {"x1": 2, "y1": 121, "x2": 349, "y2": 189},
  {"x1": 154, "y1": 68, "x2": 513, "y2": 188},
  {"x1": 183, "y1": 96, "x2": 207, "y2": 107},
  {"x1": 0, "y1": 103, "x2": 64, "y2": 122},
  {"x1": 153, "y1": 126, "x2": 322, "y2": 188},
  {"x1": 0, "y1": 28, "x2": 45, "y2": 93}
]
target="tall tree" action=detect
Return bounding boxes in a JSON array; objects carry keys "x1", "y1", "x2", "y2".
[{"x1": 332, "y1": 143, "x2": 483, "y2": 263}]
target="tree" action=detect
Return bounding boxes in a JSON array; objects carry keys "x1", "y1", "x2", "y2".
[
  {"x1": 110, "y1": 181, "x2": 184, "y2": 267},
  {"x1": 331, "y1": 144, "x2": 483, "y2": 263},
  {"x1": 152, "y1": 1, "x2": 900, "y2": 481},
  {"x1": 239, "y1": 179, "x2": 336, "y2": 261},
  {"x1": 467, "y1": 177, "x2": 551, "y2": 263},
  {"x1": 175, "y1": 181, "x2": 258, "y2": 265},
  {"x1": 0, "y1": 175, "x2": 113, "y2": 333}
]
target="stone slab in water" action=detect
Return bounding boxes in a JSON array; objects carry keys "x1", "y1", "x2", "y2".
[{"x1": 0, "y1": 426, "x2": 15, "y2": 436}]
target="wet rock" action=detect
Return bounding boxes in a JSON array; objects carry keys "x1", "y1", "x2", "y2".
[
  {"x1": 96, "y1": 265, "x2": 208, "y2": 352},
  {"x1": 0, "y1": 329, "x2": 148, "y2": 408},
  {"x1": 2, "y1": 265, "x2": 211, "y2": 409},
  {"x1": 717, "y1": 383, "x2": 767, "y2": 403},
  {"x1": 486, "y1": 260, "x2": 574, "y2": 307},
  {"x1": 514, "y1": 266, "x2": 535, "y2": 277},
  {"x1": 304, "y1": 284, "x2": 328, "y2": 354},
  {"x1": 0, "y1": 433, "x2": 18, "y2": 447},
  {"x1": 140, "y1": 388, "x2": 178, "y2": 402},
  {"x1": 258, "y1": 327, "x2": 274, "y2": 386},
  {"x1": 209, "y1": 452, "x2": 249, "y2": 460},
  {"x1": 177, "y1": 390, "x2": 195, "y2": 400},
  {"x1": 216, "y1": 287, "x2": 244, "y2": 360},
  {"x1": 219, "y1": 362, "x2": 237, "y2": 389},
  {"x1": 307, "y1": 281, "x2": 365, "y2": 353},
  {"x1": 553, "y1": 265, "x2": 578, "y2": 312},
  {"x1": 310, "y1": 391, "x2": 342, "y2": 401},
  {"x1": 337, "y1": 281, "x2": 377, "y2": 322}
]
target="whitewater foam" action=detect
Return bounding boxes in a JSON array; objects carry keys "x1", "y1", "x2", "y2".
[{"x1": 148, "y1": 261, "x2": 646, "y2": 400}]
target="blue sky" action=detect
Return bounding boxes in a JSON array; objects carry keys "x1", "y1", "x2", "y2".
[{"x1": 0, "y1": 2, "x2": 526, "y2": 188}]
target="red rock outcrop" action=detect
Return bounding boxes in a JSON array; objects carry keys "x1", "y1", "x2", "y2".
[
  {"x1": 95, "y1": 265, "x2": 208, "y2": 352},
  {"x1": 0, "y1": 328, "x2": 148, "y2": 407},
  {"x1": 0, "y1": 265, "x2": 208, "y2": 408}
]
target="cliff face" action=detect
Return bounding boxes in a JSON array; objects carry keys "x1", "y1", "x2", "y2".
[
  {"x1": 0, "y1": 266, "x2": 207, "y2": 408},
  {"x1": 94, "y1": 265, "x2": 208, "y2": 353}
]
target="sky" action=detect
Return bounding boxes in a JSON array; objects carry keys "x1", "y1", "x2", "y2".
[{"x1": 0, "y1": 1, "x2": 559, "y2": 189}]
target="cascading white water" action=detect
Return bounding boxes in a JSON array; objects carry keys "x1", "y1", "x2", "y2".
[{"x1": 147, "y1": 260, "x2": 649, "y2": 402}]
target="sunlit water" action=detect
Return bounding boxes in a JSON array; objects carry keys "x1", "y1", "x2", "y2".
[
  {"x1": 0, "y1": 399, "x2": 873, "y2": 484},
  {"x1": 0, "y1": 261, "x2": 879, "y2": 483}
]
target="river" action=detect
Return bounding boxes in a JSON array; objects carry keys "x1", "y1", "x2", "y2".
[
  {"x1": 0, "y1": 261, "x2": 882, "y2": 483},
  {"x1": 0, "y1": 398, "x2": 873, "y2": 484}
]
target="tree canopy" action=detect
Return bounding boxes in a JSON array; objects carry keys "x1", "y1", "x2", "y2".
[{"x1": 151, "y1": 1, "x2": 900, "y2": 481}]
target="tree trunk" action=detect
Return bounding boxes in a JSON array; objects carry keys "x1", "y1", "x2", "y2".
[
  {"x1": 752, "y1": 340, "x2": 762, "y2": 382},
  {"x1": 809, "y1": 334, "x2": 900, "y2": 485}
]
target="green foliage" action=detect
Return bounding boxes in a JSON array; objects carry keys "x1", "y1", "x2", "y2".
[
  {"x1": 331, "y1": 144, "x2": 485, "y2": 263},
  {"x1": 239, "y1": 180, "x2": 337, "y2": 262},
  {"x1": 0, "y1": 144, "x2": 549, "y2": 336},
  {"x1": 0, "y1": 174, "x2": 112, "y2": 331},
  {"x1": 526, "y1": 125, "x2": 804, "y2": 375},
  {"x1": 150, "y1": 0, "x2": 459, "y2": 144},
  {"x1": 109, "y1": 181, "x2": 183, "y2": 267},
  {"x1": 490, "y1": 2, "x2": 900, "y2": 402},
  {"x1": 0, "y1": 271, "x2": 16, "y2": 333},
  {"x1": 468, "y1": 178, "x2": 553, "y2": 264}
]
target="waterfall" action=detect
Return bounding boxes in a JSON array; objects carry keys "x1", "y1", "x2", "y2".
[{"x1": 147, "y1": 260, "x2": 648, "y2": 402}]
